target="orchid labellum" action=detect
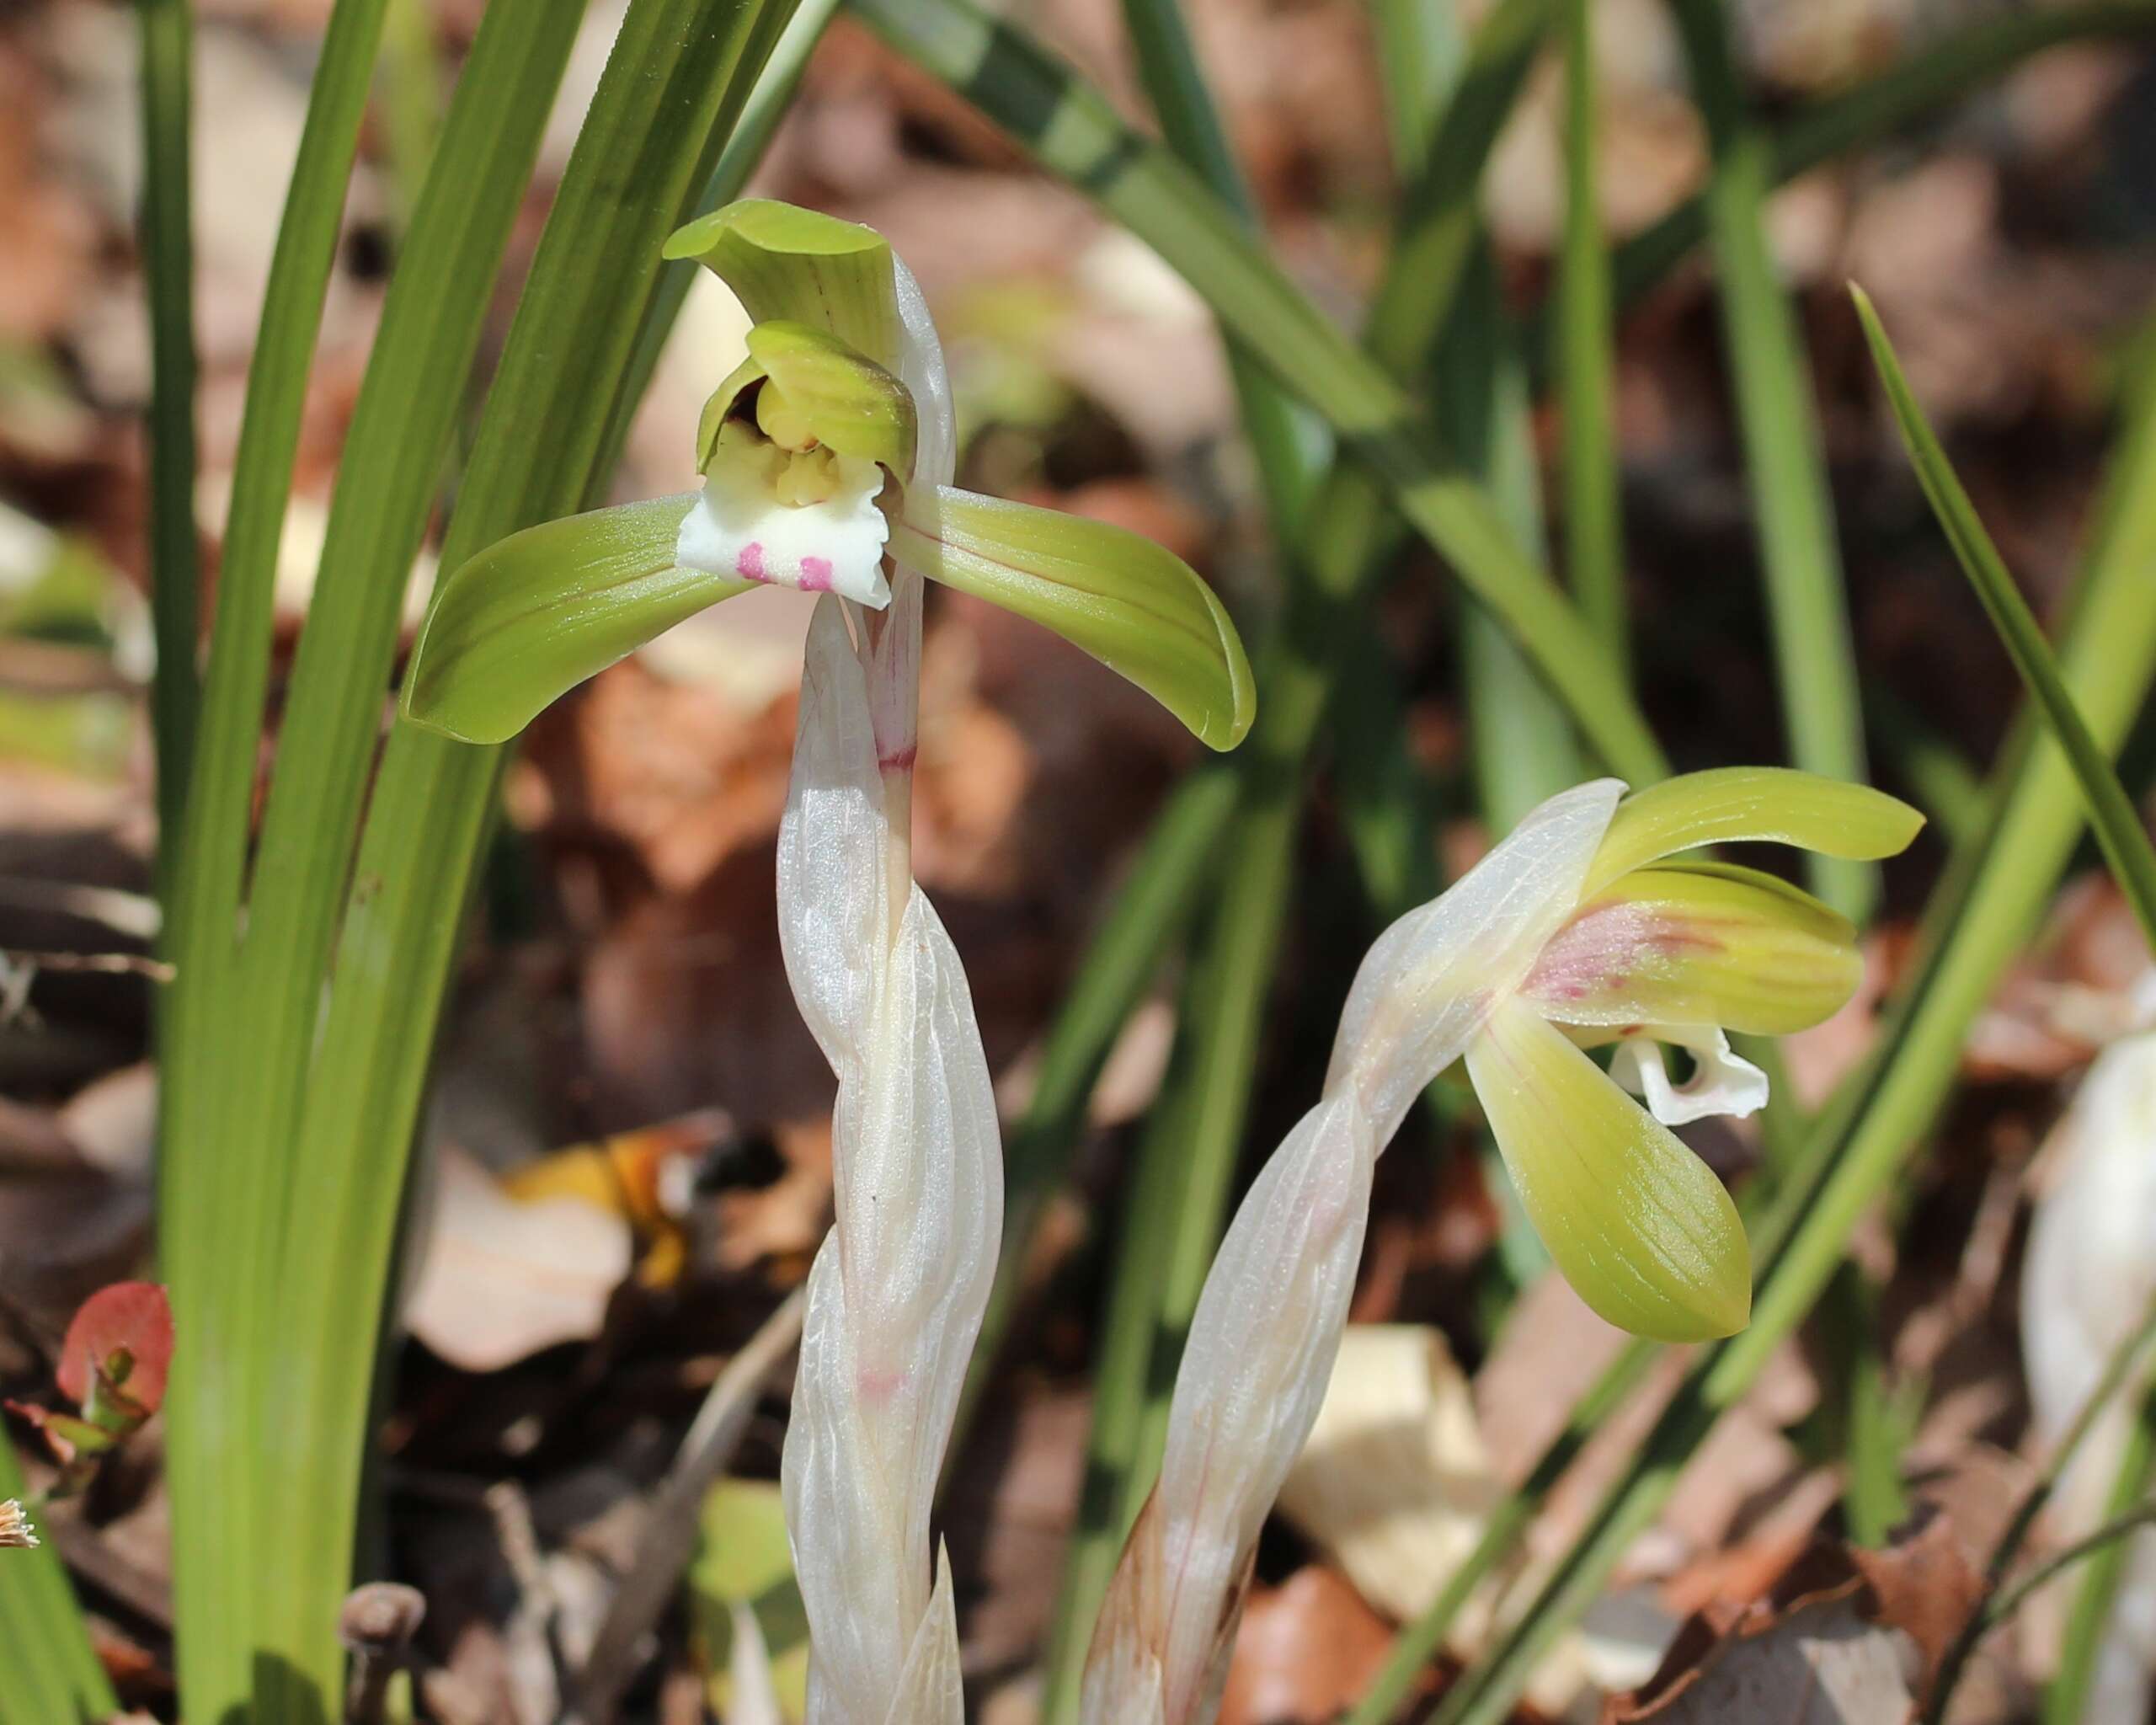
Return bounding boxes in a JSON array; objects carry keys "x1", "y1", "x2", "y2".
[{"x1": 1081, "y1": 769, "x2": 1919, "y2": 1725}]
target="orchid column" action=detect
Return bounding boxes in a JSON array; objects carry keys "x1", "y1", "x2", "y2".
[{"x1": 398, "y1": 201, "x2": 1252, "y2": 1722}]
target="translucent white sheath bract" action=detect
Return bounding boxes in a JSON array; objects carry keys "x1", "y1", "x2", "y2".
[{"x1": 777, "y1": 263, "x2": 990, "y2": 1725}]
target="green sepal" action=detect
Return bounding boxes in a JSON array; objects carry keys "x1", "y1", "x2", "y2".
[
  {"x1": 1465, "y1": 996, "x2": 1751, "y2": 1343},
  {"x1": 403, "y1": 494, "x2": 750, "y2": 745},
  {"x1": 695, "y1": 321, "x2": 917, "y2": 478},
  {"x1": 1584, "y1": 767, "x2": 1924, "y2": 900},
  {"x1": 665, "y1": 199, "x2": 903, "y2": 371},
  {"x1": 1529, "y1": 859, "x2": 1863, "y2": 1036},
  {"x1": 890, "y1": 486, "x2": 1255, "y2": 750}
]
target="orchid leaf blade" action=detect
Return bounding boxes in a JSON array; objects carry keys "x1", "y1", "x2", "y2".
[
  {"x1": 403, "y1": 493, "x2": 750, "y2": 744},
  {"x1": 894, "y1": 487, "x2": 1256, "y2": 750},
  {"x1": 1585, "y1": 766, "x2": 1924, "y2": 899},
  {"x1": 1854, "y1": 283, "x2": 2156, "y2": 950},
  {"x1": 1466, "y1": 997, "x2": 1751, "y2": 1343}
]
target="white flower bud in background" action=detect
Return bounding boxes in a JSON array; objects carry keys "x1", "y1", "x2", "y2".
[{"x1": 2021, "y1": 1008, "x2": 2156, "y2": 1725}]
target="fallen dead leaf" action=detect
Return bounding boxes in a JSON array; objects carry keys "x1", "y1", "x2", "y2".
[
  {"x1": 403, "y1": 1145, "x2": 632, "y2": 1373},
  {"x1": 1217, "y1": 1567, "x2": 1396, "y2": 1725},
  {"x1": 1276, "y1": 1325, "x2": 1502, "y2": 1632}
]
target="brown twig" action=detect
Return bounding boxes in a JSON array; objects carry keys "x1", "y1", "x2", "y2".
[
  {"x1": 562, "y1": 1284, "x2": 806, "y2": 1725},
  {"x1": 340, "y1": 1582, "x2": 426, "y2": 1725}
]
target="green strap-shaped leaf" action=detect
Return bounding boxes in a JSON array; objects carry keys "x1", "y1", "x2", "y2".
[
  {"x1": 1466, "y1": 995, "x2": 1750, "y2": 1342},
  {"x1": 403, "y1": 493, "x2": 750, "y2": 744},
  {"x1": 1854, "y1": 283, "x2": 2156, "y2": 952},
  {"x1": 1527, "y1": 859, "x2": 1861, "y2": 1037},
  {"x1": 665, "y1": 198, "x2": 902, "y2": 371},
  {"x1": 1584, "y1": 766, "x2": 1923, "y2": 900},
  {"x1": 890, "y1": 486, "x2": 1255, "y2": 750}
]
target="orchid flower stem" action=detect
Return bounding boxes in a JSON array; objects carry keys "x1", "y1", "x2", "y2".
[
  {"x1": 138, "y1": 0, "x2": 198, "y2": 859},
  {"x1": 2045, "y1": 1380, "x2": 2156, "y2": 1723},
  {"x1": 1922, "y1": 1287, "x2": 2156, "y2": 1724},
  {"x1": 1670, "y1": 0, "x2": 1872, "y2": 925},
  {"x1": 1422, "y1": 330, "x2": 2156, "y2": 1725}
]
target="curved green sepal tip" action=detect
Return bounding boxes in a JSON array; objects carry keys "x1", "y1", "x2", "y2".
[
  {"x1": 1466, "y1": 996, "x2": 1751, "y2": 1343},
  {"x1": 403, "y1": 494, "x2": 750, "y2": 745},
  {"x1": 891, "y1": 486, "x2": 1255, "y2": 750},
  {"x1": 1585, "y1": 767, "x2": 1924, "y2": 900},
  {"x1": 664, "y1": 199, "x2": 901, "y2": 371},
  {"x1": 696, "y1": 322, "x2": 917, "y2": 477}
]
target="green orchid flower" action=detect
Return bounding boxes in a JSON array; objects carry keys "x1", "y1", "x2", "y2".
[
  {"x1": 1330, "y1": 768, "x2": 1922, "y2": 1342},
  {"x1": 400, "y1": 199, "x2": 1253, "y2": 754}
]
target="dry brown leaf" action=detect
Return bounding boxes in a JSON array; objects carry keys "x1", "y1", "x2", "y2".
[
  {"x1": 1217, "y1": 1567, "x2": 1396, "y2": 1725},
  {"x1": 1609, "y1": 1519, "x2": 1983, "y2": 1724},
  {"x1": 403, "y1": 1145, "x2": 632, "y2": 1372},
  {"x1": 1276, "y1": 1326, "x2": 1502, "y2": 1631}
]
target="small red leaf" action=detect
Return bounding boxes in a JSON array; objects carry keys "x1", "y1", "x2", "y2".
[{"x1": 56, "y1": 1282, "x2": 172, "y2": 1414}]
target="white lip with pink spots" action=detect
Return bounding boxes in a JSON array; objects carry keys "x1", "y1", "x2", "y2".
[{"x1": 675, "y1": 440, "x2": 892, "y2": 608}]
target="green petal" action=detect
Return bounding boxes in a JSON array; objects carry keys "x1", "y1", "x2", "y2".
[
  {"x1": 891, "y1": 486, "x2": 1255, "y2": 750},
  {"x1": 695, "y1": 321, "x2": 917, "y2": 477},
  {"x1": 664, "y1": 199, "x2": 902, "y2": 371},
  {"x1": 1525, "y1": 860, "x2": 1863, "y2": 1036},
  {"x1": 1465, "y1": 996, "x2": 1750, "y2": 1342},
  {"x1": 402, "y1": 494, "x2": 750, "y2": 745},
  {"x1": 1584, "y1": 767, "x2": 1924, "y2": 900}
]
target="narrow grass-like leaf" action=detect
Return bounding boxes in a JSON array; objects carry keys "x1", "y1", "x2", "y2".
[
  {"x1": 405, "y1": 494, "x2": 749, "y2": 744},
  {"x1": 251, "y1": 2, "x2": 799, "y2": 1704},
  {"x1": 1424, "y1": 312, "x2": 2156, "y2": 1725},
  {"x1": 157, "y1": 0, "x2": 398, "y2": 1708},
  {"x1": 851, "y1": 0, "x2": 1662, "y2": 784},
  {"x1": 159, "y1": 3, "x2": 591, "y2": 1711},
  {"x1": 1556, "y1": 0, "x2": 1624, "y2": 654},
  {"x1": 137, "y1": 0, "x2": 198, "y2": 852},
  {"x1": 1671, "y1": 0, "x2": 1873, "y2": 922},
  {"x1": 595, "y1": 0, "x2": 843, "y2": 491},
  {"x1": 1445, "y1": 241, "x2": 1582, "y2": 828},
  {"x1": 1854, "y1": 284, "x2": 2156, "y2": 948},
  {"x1": 0, "y1": 1439, "x2": 114, "y2": 1725},
  {"x1": 947, "y1": 766, "x2": 1238, "y2": 1468}
]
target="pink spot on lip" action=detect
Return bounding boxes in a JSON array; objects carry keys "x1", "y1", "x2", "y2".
[
  {"x1": 734, "y1": 541, "x2": 766, "y2": 580},
  {"x1": 799, "y1": 554, "x2": 834, "y2": 592},
  {"x1": 878, "y1": 744, "x2": 918, "y2": 774}
]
